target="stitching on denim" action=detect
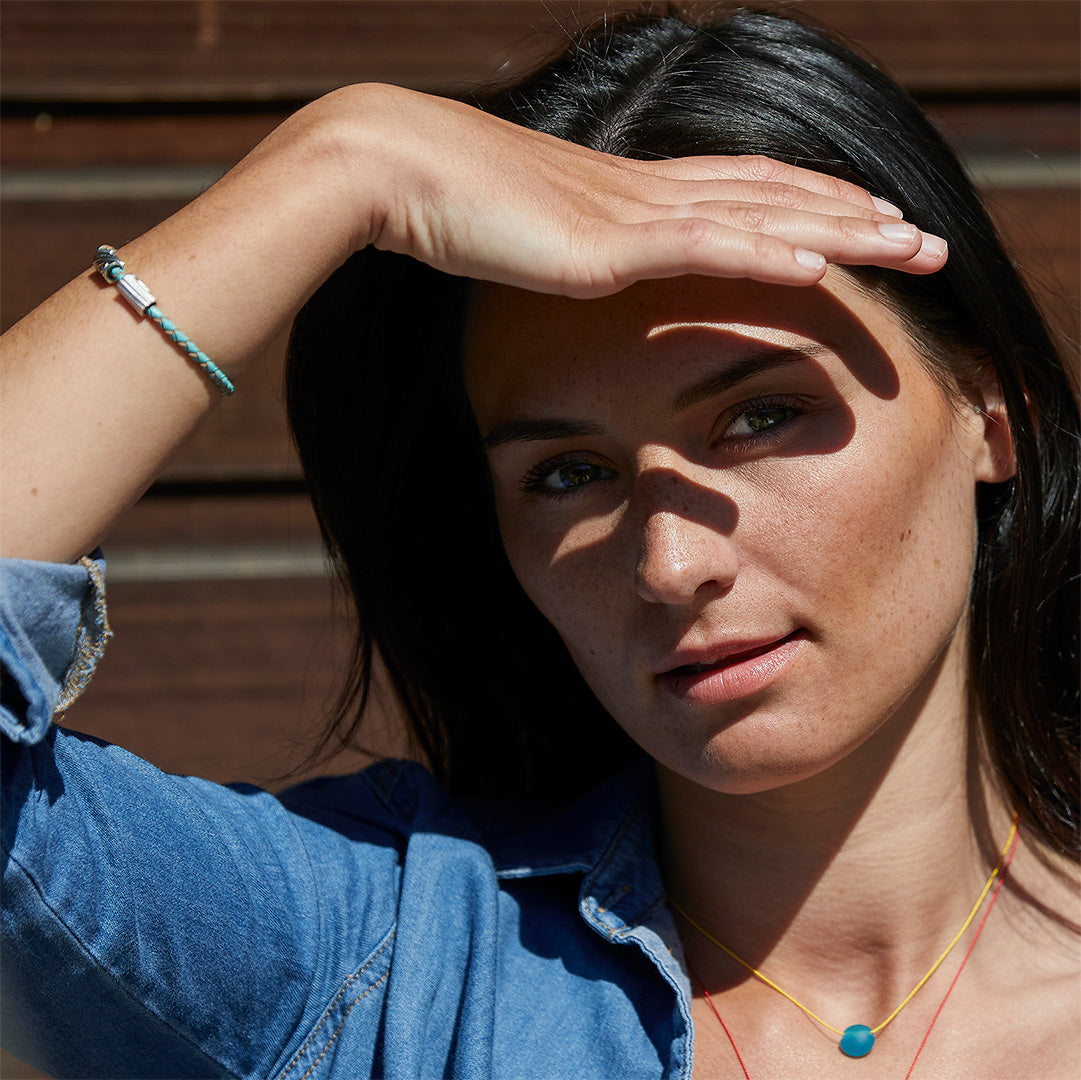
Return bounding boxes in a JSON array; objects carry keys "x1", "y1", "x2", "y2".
[
  {"x1": 597, "y1": 892, "x2": 666, "y2": 939},
  {"x1": 55, "y1": 556, "x2": 113, "y2": 715},
  {"x1": 587, "y1": 793, "x2": 646, "y2": 884},
  {"x1": 627, "y1": 888, "x2": 668, "y2": 928},
  {"x1": 298, "y1": 969, "x2": 391, "y2": 1080},
  {"x1": 581, "y1": 791, "x2": 659, "y2": 940},
  {"x1": 277, "y1": 934, "x2": 394, "y2": 1080},
  {"x1": 581, "y1": 792, "x2": 645, "y2": 924},
  {"x1": 595, "y1": 882, "x2": 632, "y2": 914}
]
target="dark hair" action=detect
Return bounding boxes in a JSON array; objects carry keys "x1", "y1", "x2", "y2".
[{"x1": 286, "y1": 7, "x2": 1079, "y2": 855}]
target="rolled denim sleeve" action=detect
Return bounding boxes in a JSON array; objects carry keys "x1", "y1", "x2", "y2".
[
  {"x1": 0, "y1": 554, "x2": 111, "y2": 742},
  {"x1": 0, "y1": 556, "x2": 405, "y2": 1079}
]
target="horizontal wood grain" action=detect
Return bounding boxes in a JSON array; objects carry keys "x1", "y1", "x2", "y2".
[
  {"x1": 3, "y1": 99, "x2": 1078, "y2": 171},
  {"x1": 48, "y1": 577, "x2": 409, "y2": 792},
  {"x1": 1, "y1": 110, "x2": 285, "y2": 169},
  {"x1": 2, "y1": 1, "x2": 1077, "y2": 102},
  {"x1": 0, "y1": 0, "x2": 620, "y2": 101},
  {"x1": 104, "y1": 490, "x2": 320, "y2": 547}
]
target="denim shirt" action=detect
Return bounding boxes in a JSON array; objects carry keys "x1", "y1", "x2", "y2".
[{"x1": 0, "y1": 557, "x2": 696, "y2": 1080}]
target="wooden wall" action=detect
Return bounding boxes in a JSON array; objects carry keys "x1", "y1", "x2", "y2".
[{"x1": 1, "y1": 3, "x2": 1077, "y2": 1075}]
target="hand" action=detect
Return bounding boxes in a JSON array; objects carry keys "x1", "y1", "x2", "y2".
[{"x1": 337, "y1": 84, "x2": 945, "y2": 298}]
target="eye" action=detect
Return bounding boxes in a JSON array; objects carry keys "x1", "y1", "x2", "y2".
[
  {"x1": 720, "y1": 397, "x2": 803, "y2": 441},
  {"x1": 521, "y1": 455, "x2": 616, "y2": 497}
]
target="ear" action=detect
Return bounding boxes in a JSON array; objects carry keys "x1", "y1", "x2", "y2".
[{"x1": 964, "y1": 382, "x2": 1016, "y2": 484}]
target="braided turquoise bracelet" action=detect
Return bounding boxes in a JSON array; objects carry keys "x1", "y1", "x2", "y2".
[{"x1": 92, "y1": 245, "x2": 235, "y2": 396}]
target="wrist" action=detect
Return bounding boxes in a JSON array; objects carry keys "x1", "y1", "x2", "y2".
[{"x1": 281, "y1": 82, "x2": 414, "y2": 254}]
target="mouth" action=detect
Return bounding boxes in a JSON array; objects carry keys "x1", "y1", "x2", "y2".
[
  {"x1": 657, "y1": 629, "x2": 807, "y2": 705},
  {"x1": 669, "y1": 634, "x2": 798, "y2": 674}
]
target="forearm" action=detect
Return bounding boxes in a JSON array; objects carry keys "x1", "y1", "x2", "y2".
[{"x1": 0, "y1": 88, "x2": 377, "y2": 563}]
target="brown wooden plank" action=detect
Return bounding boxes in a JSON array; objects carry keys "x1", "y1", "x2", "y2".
[
  {"x1": 54, "y1": 577, "x2": 406, "y2": 786},
  {"x1": 926, "y1": 101, "x2": 1081, "y2": 159},
  {"x1": 103, "y1": 491, "x2": 321, "y2": 547},
  {"x1": 0, "y1": 110, "x2": 285, "y2": 169},
  {"x1": 0, "y1": 0, "x2": 622, "y2": 102},
  {"x1": 983, "y1": 186, "x2": 1081, "y2": 348},
  {"x1": 1, "y1": 196, "x2": 191, "y2": 328},
  {"x1": 802, "y1": 0, "x2": 1080, "y2": 91},
  {"x1": 5, "y1": 186, "x2": 1075, "y2": 335},
  {"x1": 3, "y1": 99, "x2": 1078, "y2": 170},
  {"x1": 1, "y1": 1, "x2": 1078, "y2": 103}
]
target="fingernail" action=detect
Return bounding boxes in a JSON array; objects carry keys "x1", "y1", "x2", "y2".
[
  {"x1": 794, "y1": 248, "x2": 826, "y2": 272},
  {"x1": 877, "y1": 221, "x2": 919, "y2": 243},
  {"x1": 870, "y1": 196, "x2": 904, "y2": 218},
  {"x1": 920, "y1": 233, "x2": 949, "y2": 260}
]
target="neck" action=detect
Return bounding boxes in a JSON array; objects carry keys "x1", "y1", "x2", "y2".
[{"x1": 658, "y1": 660, "x2": 1014, "y2": 1019}]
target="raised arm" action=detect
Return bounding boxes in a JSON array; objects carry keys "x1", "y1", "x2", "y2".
[{"x1": 0, "y1": 84, "x2": 943, "y2": 564}]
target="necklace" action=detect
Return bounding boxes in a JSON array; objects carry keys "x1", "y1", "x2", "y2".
[
  {"x1": 670, "y1": 815, "x2": 1019, "y2": 1061},
  {"x1": 687, "y1": 825, "x2": 1018, "y2": 1078}
]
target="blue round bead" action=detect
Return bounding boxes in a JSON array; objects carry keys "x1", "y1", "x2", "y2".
[{"x1": 839, "y1": 1025, "x2": 875, "y2": 1058}]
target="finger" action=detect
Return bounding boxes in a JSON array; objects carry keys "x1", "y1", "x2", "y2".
[
  {"x1": 636, "y1": 154, "x2": 894, "y2": 216},
  {"x1": 577, "y1": 218, "x2": 830, "y2": 296},
  {"x1": 890, "y1": 230, "x2": 950, "y2": 274},
  {"x1": 650, "y1": 180, "x2": 904, "y2": 224},
  {"x1": 601, "y1": 175, "x2": 900, "y2": 228},
  {"x1": 654, "y1": 201, "x2": 937, "y2": 267},
  {"x1": 572, "y1": 214, "x2": 948, "y2": 297}
]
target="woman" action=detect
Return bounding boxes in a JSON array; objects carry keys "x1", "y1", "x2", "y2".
[{"x1": 1, "y1": 7, "x2": 1076, "y2": 1079}]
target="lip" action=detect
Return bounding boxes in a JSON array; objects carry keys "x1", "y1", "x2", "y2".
[{"x1": 656, "y1": 629, "x2": 807, "y2": 705}]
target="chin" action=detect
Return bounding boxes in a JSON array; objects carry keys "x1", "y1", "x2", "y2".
[
  {"x1": 689, "y1": 753, "x2": 839, "y2": 797},
  {"x1": 659, "y1": 705, "x2": 886, "y2": 797}
]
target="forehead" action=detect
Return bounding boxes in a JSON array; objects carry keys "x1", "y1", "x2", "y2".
[{"x1": 463, "y1": 274, "x2": 910, "y2": 417}]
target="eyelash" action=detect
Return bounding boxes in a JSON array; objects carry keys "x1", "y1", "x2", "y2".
[
  {"x1": 715, "y1": 394, "x2": 806, "y2": 445},
  {"x1": 519, "y1": 453, "x2": 615, "y2": 499},
  {"x1": 518, "y1": 395, "x2": 807, "y2": 498}
]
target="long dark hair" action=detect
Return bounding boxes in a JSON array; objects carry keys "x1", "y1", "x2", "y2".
[{"x1": 286, "y1": 7, "x2": 1079, "y2": 855}]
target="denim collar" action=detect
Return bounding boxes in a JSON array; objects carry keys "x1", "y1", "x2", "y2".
[
  {"x1": 480, "y1": 755, "x2": 659, "y2": 880},
  {"x1": 357, "y1": 753, "x2": 690, "y2": 984},
  {"x1": 293, "y1": 753, "x2": 696, "y2": 1077},
  {"x1": 477, "y1": 753, "x2": 694, "y2": 1067},
  {"x1": 478, "y1": 753, "x2": 695, "y2": 1078}
]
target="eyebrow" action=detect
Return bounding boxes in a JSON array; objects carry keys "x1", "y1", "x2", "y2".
[
  {"x1": 667, "y1": 344, "x2": 831, "y2": 414},
  {"x1": 482, "y1": 343, "x2": 831, "y2": 449},
  {"x1": 484, "y1": 418, "x2": 606, "y2": 449}
]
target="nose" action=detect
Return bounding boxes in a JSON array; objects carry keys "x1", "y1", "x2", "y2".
[{"x1": 633, "y1": 475, "x2": 740, "y2": 605}]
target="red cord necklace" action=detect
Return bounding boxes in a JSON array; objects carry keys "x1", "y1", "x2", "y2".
[{"x1": 682, "y1": 821, "x2": 1019, "y2": 1079}]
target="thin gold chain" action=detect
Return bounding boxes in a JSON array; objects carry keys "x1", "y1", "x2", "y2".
[{"x1": 668, "y1": 815, "x2": 1019, "y2": 1038}]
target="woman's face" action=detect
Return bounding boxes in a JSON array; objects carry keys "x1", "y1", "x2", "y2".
[{"x1": 464, "y1": 274, "x2": 1005, "y2": 794}]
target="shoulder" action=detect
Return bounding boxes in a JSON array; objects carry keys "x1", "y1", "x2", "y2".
[{"x1": 278, "y1": 758, "x2": 474, "y2": 845}]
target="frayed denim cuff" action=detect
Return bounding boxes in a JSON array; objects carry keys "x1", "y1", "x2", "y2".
[{"x1": 0, "y1": 553, "x2": 111, "y2": 743}]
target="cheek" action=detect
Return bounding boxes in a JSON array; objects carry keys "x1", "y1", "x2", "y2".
[
  {"x1": 499, "y1": 506, "x2": 625, "y2": 639},
  {"x1": 497, "y1": 501, "x2": 645, "y2": 707},
  {"x1": 769, "y1": 412, "x2": 978, "y2": 658}
]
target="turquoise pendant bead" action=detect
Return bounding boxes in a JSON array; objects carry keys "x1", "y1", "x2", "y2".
[{"x1": 839, "y1": 1025, "x2": 875, "y2": 1058}]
